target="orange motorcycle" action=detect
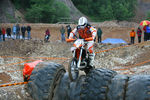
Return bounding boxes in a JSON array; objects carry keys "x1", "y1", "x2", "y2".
[{"x1": 66, "y1": 37, "x2": 94, "y2": 81}]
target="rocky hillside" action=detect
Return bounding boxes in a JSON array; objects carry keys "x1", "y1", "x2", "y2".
[
  {"x1": 0, "y1": 0, "x2": 84, "y2": 23},
  {"x1": 0, "y1": 0, "x2": 15, "y2": 23},
  {"x1": 135, "y1": 0, "x2": 150, "y2": 21}
]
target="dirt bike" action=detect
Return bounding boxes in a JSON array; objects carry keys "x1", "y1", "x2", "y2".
[{"x1": 66, "y1": 37, "x2": 94, "y2": 81}]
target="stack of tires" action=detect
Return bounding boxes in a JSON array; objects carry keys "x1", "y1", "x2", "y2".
[{"x1": 27, "y1": 62, "x2": 150, "y2": 100}]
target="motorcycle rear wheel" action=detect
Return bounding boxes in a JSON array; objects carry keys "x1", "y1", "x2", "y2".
[{"x1": 68, "y1": 58, "x2": 79, "y2": 81}]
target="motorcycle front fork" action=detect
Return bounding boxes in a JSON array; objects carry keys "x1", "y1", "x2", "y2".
[
  {"x1": 78, "y1": 48, "x2": 83, "y2": 68},
  {"x1": 72, "y1": 48, "x2": 83, "y2": 69}
]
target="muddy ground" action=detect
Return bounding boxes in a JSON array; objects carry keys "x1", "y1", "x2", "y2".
[{"x1": 0, "y1": 21, "x2": 150, "y2": 99}]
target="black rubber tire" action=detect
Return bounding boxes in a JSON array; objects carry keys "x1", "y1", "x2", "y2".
[
  {"x1": 80, "y1": 68, "x2": 117, "y2": 100},
  {"x1": 107, "y1": 75, "x2": 129, "y2": 100},
  {"x1": 69, "y1": 75, "x2": 86, "y2": 100},
  {"x1": 126, "y1": 75, "x2": 150, "y2": 100},
  {"x1": 50, "y1": 72, "x2": 70, "y2": 100},
  {"x1": 27, "y1": 62, "x2": 66, "y2": 100},
  {"x1": 68, "y1": 58, "x2": 79, "y2": 82}
]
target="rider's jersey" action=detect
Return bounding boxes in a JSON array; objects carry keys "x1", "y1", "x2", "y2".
[{"x1": 69, "y1": 24, "x2": 97, "y2": 40}]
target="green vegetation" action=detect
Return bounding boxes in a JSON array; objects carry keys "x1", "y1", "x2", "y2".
[
  {"x1": 11, "y1": 0, "x2": 70, "y2": 23},
  {"x1": 5, "y1": 12, "x2": 16, "y2": 23},
  {"x1": 72, "y1": 0, "x2": 137, "y2": 21},
  {"x1": 147, "y1": 11, "x2": 150, "y2": 20},
  {"x1": 12, "y1": 0, "x2": 137, "y2": 22},
  {"x1": 11, "y1": 0, "x2": 31, "y2": 9}
]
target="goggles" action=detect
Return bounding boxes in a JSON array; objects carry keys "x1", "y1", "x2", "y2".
[{"x1": 79, "y1": 23, "x2": 86, "y2": 29}]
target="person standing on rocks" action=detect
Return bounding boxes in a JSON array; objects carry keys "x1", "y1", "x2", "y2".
[
  {"x1": 130, "y1": 28, "x2": 136, "y2": 44},
  {"x1": 66, "y1": 25, "x2": 72, "y2": 38},
  {"x1": 27, "y1": 25, "x2": 31, "y2": 40},
  {"x1": 97, "y1": 27, "x2": 102, "y2": 43},
  {"x1": 21, "y1": 24, "x2": 26, "y2": 39},
  {"x1": 60, "y1": 26, "x2": 65, "y2": 42},
  {"x1": 143, "y1": 25, "x2": 147, "y2": 41},
  {"x1": 136, "y1": 27, "x2": 142, "y2": 43},
  {"x1": 146, "y1": 24, "x2": 150, "y2": 41},
  {"x1": 12, "y1": 24, "x2": 16, "y2": 39},
  {"x1": 16, "y1": 24, "x2": 20, "y2": 39},
  {"x1": 2, "y1": 27, "x2": 6, "y2": 41},
  {"x1": 44, "y1": 28, "x2": 50, "y2": 42},
  {"x1": 6, "y1": 26, "x2": 11, "y2": 39}
]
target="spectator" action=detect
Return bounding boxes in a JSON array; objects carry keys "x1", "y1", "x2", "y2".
[
  {"x1": 12, "y1": 24, "x2": 16, "y2": 39},
  {"x1": 6, "y1": 27, "x2": 11, "y2": 39},
  {"x1": 60, "y1": 26, "x2": 65, "y2": 42},
  {"x1": 0, "y1": 27, "x2": 2, "y2": 41},
  {"x1": 21, "y1": 24, "x2": 26, "y2": 39},
  {"x1": 136, "y1": 27, "x2": 142, "y2": 43},
  {"x1": 66, "y1": 25, "x2": 72, "y2": 38},
  {"x1": 16, "y1": 24, "x2": 20, "y2": 39},
  {"x1": 2, "y1": 27, "x2": 6, "y2": 41},
  {"x1": 97, "y1": 27, "x2": 102, "y2": 43},
  {"x1": 146, "y1": 24, "x2": 150, "y2": 41},
  {"x1": 44, "y1": 29, "x2": 50, "y2": 42},
  {"x1": 143, "y1": 25, "x2": 147, "y2": 41},
  {"x1": 27, "y1": 25, "x2": 31, "y2": 39},
  {"x1": 130, "y1": 28, "x2": 136, "y2": 44}
]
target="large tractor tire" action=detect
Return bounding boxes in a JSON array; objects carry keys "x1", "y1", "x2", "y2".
[
  {"x1": 126, "y1": 75, "x2": 150, "y2": 100},
  {"x1": 80, "y1": 68, "x2": 117, "y2": 100},
  {"x1": 27, "y1": 62, "x2": 66, "y2": 100},
  {"x1": 107, "y1": 75, "x2": 129, "y2": 100},
  {"x1": 51, "y1": 72, "x2": 70, "y2": 100},
  {"x1": 69, "y1": 75, "x2": 86, "y2": 100}
]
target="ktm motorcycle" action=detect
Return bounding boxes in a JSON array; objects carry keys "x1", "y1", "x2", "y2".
[{"x1": 66, "y1": 37, "x2": 94, "y2": 81}]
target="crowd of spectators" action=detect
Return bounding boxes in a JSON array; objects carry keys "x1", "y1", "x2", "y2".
[
  {"x1": 0, "y1": 24, "x2": 31, "y2": 41},
  {"x1": 130, "y1": 24, "x2": 150, "y2": 44},
  {"x1": 1, "y1": 23, "x2": 150, "y2": 44}
]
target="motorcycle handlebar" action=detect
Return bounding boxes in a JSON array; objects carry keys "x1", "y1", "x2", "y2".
[
  {"x1": 66, "y1": 37, "x2": 93, "y2": 42},
  {"x1": 66, "y1": 38, "x2": 75, "y2": 42}
]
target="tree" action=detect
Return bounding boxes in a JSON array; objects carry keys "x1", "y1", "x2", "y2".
[
  {"x1": 25, "y1": 0, "x2": 69, "y2": 23},
  {"x1": 147, "y1": 11, "x2": 150, "y2": 20},
  {"x1": 11, "y1": 0, "x2": 31, "y2": 9},
  {"x1": 111, "y1": 1, "x2": 135, "y2": 21},
  {"x1": 72, "y1": 0, "x2": 137, "y2": 21},
  {"x1": 98, "y1": 2, "x2": 114, "y2": 21},
  {"x1": 52, "y1": 1, "x2": 70, "y2": 23}
]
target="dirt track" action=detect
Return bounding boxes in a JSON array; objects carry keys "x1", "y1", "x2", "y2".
[{"x1": 0, "y1": 22, "x2": 150, "y2": 99}]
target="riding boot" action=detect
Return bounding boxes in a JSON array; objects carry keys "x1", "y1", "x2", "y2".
[{"x1": 89, "y1": 53, "x2": 95, "y2": 68}]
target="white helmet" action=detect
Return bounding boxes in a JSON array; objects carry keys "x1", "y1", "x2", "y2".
[{"x1": 78, "y1": 17, "x2": 88, "y2": 27}]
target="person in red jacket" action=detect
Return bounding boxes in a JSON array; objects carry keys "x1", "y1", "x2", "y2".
[
  {"x1": 137, "y1": 27, "x2": 142, "y2": 43},
  {"x1": 130, "y1": 28, "x2": 136, "y2": 44},
  {"x1": 143, "y1": 25, "x2": 147, "y2": 41},
  {"x1": 44, "y1": 29, "x2": 50, "y2": 42},
  {"x1": 2, "y1": 27, "x2": 6, "y2": 41}
]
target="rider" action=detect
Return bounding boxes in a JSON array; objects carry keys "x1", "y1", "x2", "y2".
[{"x1": 69, "y1": 17, "x2": 97, "y2": 68}]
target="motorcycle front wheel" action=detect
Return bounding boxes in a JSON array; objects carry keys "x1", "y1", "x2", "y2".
[{"x1": 68, "y1": 58, "x2": 79, "y2": 81}]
